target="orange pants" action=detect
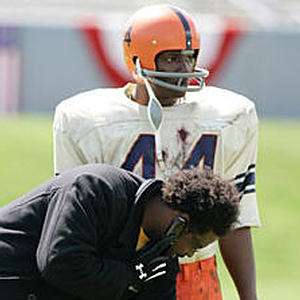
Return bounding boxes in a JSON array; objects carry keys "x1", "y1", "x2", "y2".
[{"x1": 176, "y1": 256, "x2": 222, "y2": 300}]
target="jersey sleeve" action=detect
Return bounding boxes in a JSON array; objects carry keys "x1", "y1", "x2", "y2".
[
  {"x1": 53, "y1": 99, "x2": 108, "y2": 174},
  {"x1": 223, "y1": 104, "x2": 261, "y2": 229},
  {"x1": 53, "y1": 104, "x2": 85, "y2": 175}
]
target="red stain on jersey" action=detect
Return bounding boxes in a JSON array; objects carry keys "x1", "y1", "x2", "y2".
[{"x1": 177, "y1": 127, "x2": 189, "y2": 144}]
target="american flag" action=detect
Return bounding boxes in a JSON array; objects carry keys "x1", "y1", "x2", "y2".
[{"x1": 0, "y1": 26, "x2": 20, "y2": 113}]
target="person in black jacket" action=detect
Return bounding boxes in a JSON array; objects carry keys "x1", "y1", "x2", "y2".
[{"x1": 0, "y1": 164, "x2": 240, "y2": 300}]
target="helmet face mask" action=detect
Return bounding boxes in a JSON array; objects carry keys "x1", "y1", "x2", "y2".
[{"x1": 123, "y1": 5, "x2": 209, "y2": 93}]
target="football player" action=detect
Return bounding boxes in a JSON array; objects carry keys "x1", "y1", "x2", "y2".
[{"x1": 53, "y1": 4, "x2": 260, "y2": 300}]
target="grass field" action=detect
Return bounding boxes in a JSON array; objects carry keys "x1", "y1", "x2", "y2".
[{"x1": 1, "y1": 115, "x2": 300, "y2": 299}]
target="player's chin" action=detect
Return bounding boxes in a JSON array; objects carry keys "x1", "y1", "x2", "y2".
[
  {"x1": 159, "y1": 79, "x2": 188, "y2": 97},
  {"x1": 175, "y1": 251, "x2": 192, "y2": 258},
  {"x1": 171, "y1": 246, "x2": 193, "y2": 258},
  {"x1": 162, "y1": 86, "x2": 187, "y2": 99}
]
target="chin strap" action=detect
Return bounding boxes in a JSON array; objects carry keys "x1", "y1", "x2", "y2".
[{"x1": 136, "y1": 59, "x2": 165, "y2": 170}]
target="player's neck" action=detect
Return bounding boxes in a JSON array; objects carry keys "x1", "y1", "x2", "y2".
[{"x1": 131, "y1": 83, "x2": 149, "y2": 106}]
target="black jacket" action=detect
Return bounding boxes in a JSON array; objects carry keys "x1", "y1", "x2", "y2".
[{"x1": 0, "y1": 164, "x2": 177, "y2": 300}]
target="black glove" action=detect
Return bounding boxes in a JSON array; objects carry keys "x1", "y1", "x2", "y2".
[{"x1": 127, "y1": 234, "x2": 176, "y2": 293}]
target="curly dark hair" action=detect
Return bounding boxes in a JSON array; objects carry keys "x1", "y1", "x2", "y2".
[{"x1": 162, "y1": 168, "x2": 240, "y2": 237}]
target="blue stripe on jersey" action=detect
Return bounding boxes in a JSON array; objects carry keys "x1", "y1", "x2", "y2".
[
  {"x1": 234, "y1": 165, "x2": 256, "y2": 195},
  {"x1": 234, "y1": 164, "x2": 256, "y2": 180},
  {"x1": 235, "y1": 172, "x2": 255, "y2": 192},
  {"x1": 244, "y1": 188, "x2": 256, "y2": 195}
]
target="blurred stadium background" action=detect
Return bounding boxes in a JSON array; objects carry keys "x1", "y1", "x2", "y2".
[{"x1": 0, "y1": 0, "x2": 300, "y2": 299}]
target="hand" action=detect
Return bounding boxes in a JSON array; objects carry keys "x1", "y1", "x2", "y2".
[{"x1": 127, "y1": 235, "x2": 176, "y2": 293}]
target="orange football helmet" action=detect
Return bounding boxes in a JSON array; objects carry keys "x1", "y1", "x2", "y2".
[{"x1": 123, "y1": 4, "x2": 208, "y2": 92}]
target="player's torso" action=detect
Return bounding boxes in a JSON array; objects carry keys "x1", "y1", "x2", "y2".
[{"x1": 72, "y1": 86, "x2": 253, "y2": 181}]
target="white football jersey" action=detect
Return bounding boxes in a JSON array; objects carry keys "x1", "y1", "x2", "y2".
[{"x1": 53, "y1": 84, "x2": 260, "y2": 262}]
